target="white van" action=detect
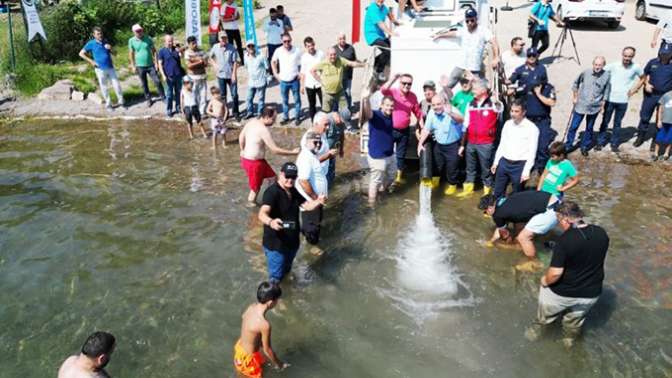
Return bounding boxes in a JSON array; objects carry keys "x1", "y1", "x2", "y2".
[
  {"x1": 554, "y1": 0, "x2": 626, "y2": 29},
  {"x1": 636, "y1": 0, "x2": 672, "y2": 21}
]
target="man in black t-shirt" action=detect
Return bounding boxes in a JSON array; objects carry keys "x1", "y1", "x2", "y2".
[
  {"x1": 258, "y1": 162, "x2": 325, "y2": 283},
  {"x1": 525, "y1": 201, "x2": 609, "y2": 348}
]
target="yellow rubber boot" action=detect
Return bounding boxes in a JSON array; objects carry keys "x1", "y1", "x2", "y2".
[
  {"x1": 444, "y1": 184, "x2": 457, "y2": 196},
  {"x1": 483, "y1": 186, "x2": 492, "y2": 195},
  {"x1": 456, "y1": 182, "x2": 474, "y2": 198},
  {"x1": 394, "y1": 170, "x2": 405, "y2": 185},
  {"x1": 431, "y1": 176, "x2": 440, "y2": 189}
]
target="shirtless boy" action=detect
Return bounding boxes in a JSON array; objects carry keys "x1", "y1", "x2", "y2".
[
  {"x1": 239, "y1": 106, "x2": 300, "y2": 206},
  {"x1": 234, "y1": 281, "x2": 289, "y2": 378},
  {"x1": 58, "y1": 331, "x2": 116, "y2": 378},
  {"x1": 207, "y1": 86, "x2": 230, "y2": 149}
]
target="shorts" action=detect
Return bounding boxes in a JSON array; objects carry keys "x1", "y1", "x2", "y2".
[
  {"x1": 211, "y1": 118, "x2": 227, "y2": 135},
  {"x1": 233, "y1": 339, "x2": 264, "y2": 378},
  {"x1": 655, "y1": 123, "x2": 672, "y2": 145},
  {"x1": 536, "y1": 286, "x2": 598, "y2": 336},
  {"x1": 525, "y1": 207, "x2": 558, "y2": 235},
  {"x1": 368, "y1": 154, "x2": 396, "y2": 189},
  {"x1": 184, "y1": 105, "x2": 201, "y2": 125},
  {"x1": 240, "y1": 157, "x2": 276, "y2": 192}
]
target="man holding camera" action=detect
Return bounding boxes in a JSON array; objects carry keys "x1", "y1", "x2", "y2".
[{"x1": 259, "y1": 162, "x2": 325, "y2": 283}]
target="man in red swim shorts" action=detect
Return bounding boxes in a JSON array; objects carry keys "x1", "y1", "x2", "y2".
[{"x1": 239, "y1": 105, "x2": 299, "y2": 206}]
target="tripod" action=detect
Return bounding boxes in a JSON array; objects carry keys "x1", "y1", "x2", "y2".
[{"x1": 551, "y1": 25, "x2": 581, "y2": 65}]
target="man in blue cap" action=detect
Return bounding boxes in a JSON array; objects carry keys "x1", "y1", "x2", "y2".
[
  {"x1": 507, "y1": 47, "x2": 548, "y2": 100},
  {"x1": 633, "y1": 45, "x2": 672, "y2": 150}
]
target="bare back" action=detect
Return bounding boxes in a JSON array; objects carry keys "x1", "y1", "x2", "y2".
[
  {"x1": 240, "y1": 120, "x2": 270, "y2": 160},
  {"x1": 58, "y1": 355, "x2": 109, "y2": 378},
  {"x1": 238, "y1": 304, "x2": 269, "y2": 355}
]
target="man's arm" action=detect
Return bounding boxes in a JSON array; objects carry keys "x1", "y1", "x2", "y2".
[
  {"x1": 559, "y1": 175, "x2": 579, "y2": 192},
  {"x1": 522, "y1": 126, "x2": 539, "y2": 180},
  {"x1": 232, "y1": 61, "x2": 239, "y2": 82},
  {"x1": 534, "y1": 86, "x2": 556, "y2": 106},
  {"x1": 300, "y1": 195, "x2": 326, "y2": 211},
  {"x1": 361, "y1": 88, "x2": 373, "y2": 121},
  {"x1": 298, "y1": 179, "x2": 317, "y2": 200},
  {"x1": 432, "y1": 29, "x2": 457, "y2": 40},
  {"x1": 628, "y1": 73, "x2": 646, "y2": 97},
  {"x1": 652, "y1": 26, "x2": 662, "y2": 48},
  {"x1": 381, "y1": 73, "x2": 400, "y2": 92},
  {"x1": 417, "y1": 126, "x2": 431, "y2": 156},
  {"x1": 151, "y1": 46, "x2": 158, "y2": 69},
  {"x1": 571, "y1": 73, "x2": 583, "y2": 104},
  {"x1": 317, "y1": 149, "x2": 337, "y2": 163},
  {"x1": 491, "y1": 123, "x2": 507, "y2": 172},
  {"x1": 271, "y1": 58, "x2": 280, "y2": 81},
  {"x1": 79, "y1": 49, "x2": 96, "y2": 67},
  {"x1": 128, "y1": 46, "x2": 135, "y2": 70},
  {"x1": 541, "y1": 267, "x2": 564, "y2": 287},
  {"x1": 261, "y1": 128, "x2": 300, "y2": 155},
  {"x1": 260, "y1": 322, "x2": 286, "y2": 369},
  {"x1": 310, "y1": 65, "x2": 321, "y2": 83},
  {"x1": 239, "y1": 126, "x2": 246, "y2": 151},
  {"x1": 259, "y1": 204, "x2": 283, "y2": 230},
  {"x1": 489, "y1": 36, "x2": 501, "y2": 68},
  {"x1": 536, "y1": 169, "x2": 549, "y2": 191}
]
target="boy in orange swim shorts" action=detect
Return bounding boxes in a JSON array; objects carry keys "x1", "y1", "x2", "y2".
[{"x1": 233, "y1": 281, "x2": 289, "y2": 377}]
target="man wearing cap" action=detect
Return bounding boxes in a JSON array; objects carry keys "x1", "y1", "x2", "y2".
[
  {"x1": 433, "y1": 8, "x2": 500, "y2": 97},
  {"x1": 528, "y1": 0, "x2": 564, "y2": 56},
  {"x1": 210, "y1": 32, "x2": 240, "y2": 120},
  {"x1": 361, "y1": 87, "x2": 396, "y2": 204},
  {"x1": 239, "y1": 106, "x2": 300, "y2": 206},
  {"x1": 258, "y1": 162, "x2": 325, "y2": 283},
  {"x1": 158, "y1": 34, "x2": 184, "y2": 117},
  {"x1": 364, "y1": 0, "x2": 400, "y2": 80},
  {"x1": 565, "y1": 56, "x2": 611, "y2": 157},
  {"x1": 79, "y1": 27, "x2": 125, "y2": 110},
  {"x1": 633, "y1": 48, "x2": 672, "y2": 149},
  {"x1": 311, "y1": 47, "x2": 366, "y2": 114},
  {"x1": 244, "y1": 42, "x2": 269, "y2": 119},
  {"x1": 598, "y1": 47, "x2": 644, "y2": 153},
  {"x1": 507, "y1": 47, "x2": 548, "y2": 99},
  {"x1": 128, "y1": 24, "x2": 165, "y2": 107}
]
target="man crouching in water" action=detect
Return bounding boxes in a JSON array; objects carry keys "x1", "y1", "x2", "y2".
[
  {"x1": 479, "y1": 190, "x2": 560, "y2": 272},
  {"x1": 234, "y1": 281, "x2": 289, "y2": 378},
  {"x1": 58, "y1": 331, "x2": 115, "y2": 377}
]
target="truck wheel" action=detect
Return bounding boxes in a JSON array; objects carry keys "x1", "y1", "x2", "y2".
[
  {"x1": 607, "y1": 20, "x2": 620, "y2": 29},
  {"x1": 635, "y1": 1, "x2": 646, "y2": 21}
]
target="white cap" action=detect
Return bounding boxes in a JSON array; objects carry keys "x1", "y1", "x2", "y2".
[{"x1": 132, "y1": 24, "x2": 143, "y2": 32}]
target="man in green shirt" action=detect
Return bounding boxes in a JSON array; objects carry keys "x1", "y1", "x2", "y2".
[
  {"x1": 536, "y1": 142, "x2": 579, "y2": 197},
  {"x1": 311, "y1": 47, "x2": 364, "y2": 112},
  {"x1": 128, "y1": 24, "x2": 165, "y2": 106},
  {"x1": 450, "y1": 77, "x2": 474, "y2": 115}
]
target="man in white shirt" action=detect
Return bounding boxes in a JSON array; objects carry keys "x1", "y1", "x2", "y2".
[
  {"x1": 272, "y1": 32, "x2": 303, "y2": 125},
  {"x1": 433, "y1": 8, "x2": 500, "y2": 97},
  {"x1": 491, "y1": 99, "x2": 539, "y2": 199},
  {"x1": 501, "y1": 36, "x2": 526, "y2": 80},
  {"x1": 651, "y1": 17, "x2": 672, "y2": 54},
  {"x1": 220, "y1": 0, "x2": 245, "y2": 65},
  {"x1": 299, "y1": 36, "x2": 325, "y2": 122},
  {"x1": 263, "y1": 8, "x2": 285, "y2": 73}
]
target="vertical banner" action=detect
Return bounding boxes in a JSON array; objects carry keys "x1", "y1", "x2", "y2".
[
  {"x1": 208, "y1": 0, "x2": 222, "y2": 35},
  {"x1": 352, "y1": 0, "x2": 360, "y2": 44},
  {"x1": 185, "y1": 0, "x2": 201, "y2": 45},
  {"x1": 21, "y1": 0, "x2": 47, "y2": 42},
  {"x1": 242, "y1": 0, "x2": 258, "y2": 50}
]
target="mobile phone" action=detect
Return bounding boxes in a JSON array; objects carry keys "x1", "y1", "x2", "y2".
[{"x1": 282, "y1": 221, "x2": 296, "y2": 230}]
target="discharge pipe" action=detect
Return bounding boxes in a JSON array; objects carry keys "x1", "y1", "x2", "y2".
[{"x1": 419, "y1": 139, "x2": 433, "y2": 187}]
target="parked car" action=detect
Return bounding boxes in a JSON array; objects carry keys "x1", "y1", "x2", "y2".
[
  {"x1": 636, "y1": 0, "x2": 672, "y2": 21},
  {"x1": 554, "y1": 0, "x2": 626, "y2": 29}
]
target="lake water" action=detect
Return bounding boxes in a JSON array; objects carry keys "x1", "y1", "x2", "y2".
[{"x1": 1, "y1": 120, "x2": 671, "y2": 377}]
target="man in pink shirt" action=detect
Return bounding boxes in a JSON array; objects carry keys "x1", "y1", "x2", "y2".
[{"x1": 380, "y1": 73, "x2": 424, "y2": 184}]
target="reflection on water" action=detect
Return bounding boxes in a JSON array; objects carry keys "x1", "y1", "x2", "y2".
[{"x1": 0, "y1": 119, "x2": 671, "y2": 377}]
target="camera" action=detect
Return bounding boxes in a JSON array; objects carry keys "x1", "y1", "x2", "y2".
[
  {"x1": 282, "y1": 221, "x2": 296, "y2": 230},
  {"x1": 333, "y1": 141, "x2": 341, "y2": 150}
]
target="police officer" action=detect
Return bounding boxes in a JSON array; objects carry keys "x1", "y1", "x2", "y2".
[
  {"x1": 526, "y1": 78, "x2": 558, "y2": 174},
  {"x1": 507, "y1": 47, "x2": 548, "y2": 100},
  {"x1": 634, "y1": 45, "x2": 672, "y2": 149}
]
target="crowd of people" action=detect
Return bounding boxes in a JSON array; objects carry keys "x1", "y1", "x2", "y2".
[{"x1": 60, "y1": 0, "x2": 672, "y2": 376}]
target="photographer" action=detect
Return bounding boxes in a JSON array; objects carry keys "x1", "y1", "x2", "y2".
[
  {"x1": 528, "y1": 0, "x2": 564, "y2": 56},
  {"x1": 259, "y1": 163, "x2": 325, "y2": 283}
]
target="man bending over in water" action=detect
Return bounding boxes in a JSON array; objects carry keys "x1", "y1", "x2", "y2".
[
  {"x1": 58, "y1": 331, "x2": 115, "y2": 378},
  {"x1": 239, "y1": 105, "x2": 300, "y2": 206},
  {"x1": 234, "y1": 281, "x2": 289, "y2": 378},
  {"x1": 479, "y1": 190, "x2": 560, "y2": 272}
]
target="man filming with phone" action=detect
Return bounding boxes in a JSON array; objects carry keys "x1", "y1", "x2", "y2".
[{"x1": 259, "y1": 162, "x2": 325, "y2": 283}]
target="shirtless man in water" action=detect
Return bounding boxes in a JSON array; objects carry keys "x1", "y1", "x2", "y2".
[
  {"x1": 234, "y1": 281, "x2": 289, "y2": 378},
  {"x1": 58, "y1": 331, "x2": 115, "y2": 378},
  {"x1": 239, "y1": 105, "x2": 299, "y2": 206}
]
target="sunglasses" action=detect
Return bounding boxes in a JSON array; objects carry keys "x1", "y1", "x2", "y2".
[
  {"x1": 465, "y1": 18, "x2": 477, "y2": 24},
  {"x1": 313, "y1": 140, "x2": 323, "y2": 146},
  {"x1": 282, "y1": 40, "x2": 291, "y2": 44},
  {"x1": 623, "y1": 55, "x2": 634, "y2": 58},
  {"x1": 401, "y1": 81, "x2": 413, "y2": 86}
]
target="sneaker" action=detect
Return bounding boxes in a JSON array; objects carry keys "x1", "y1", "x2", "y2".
[
  {"x1": 166, "y1": 110, "x2": 173, "y2": 118},
  {"x1": 280, "y1": 116, "x2": 289, "y2": 125},
  {"x1": 581, "y1": 149, "x2": 589, "y2": 157},
  {"x1": 294, "y1": 118, "x2": 302, "y2": 127},
  {"x1": 664, "y1": 155, "x2": 671, "y2": 161},
  {"x1": 633, "y1": 136, "x2": 645, "y2": 147},
  {"x1": 610, "y1": 145, "x2": 619, "y2": 153},
  {"x1": 244, "y1": 113, "x2": 255, "y2": 120},
  {"x1": 594, "y1": 145, "x2": 603, "y2": 151},
  {"x1": 543, "y1": 241, "x2": 556, "y2": 250},
  {"x1": 651, "y1": 154, "x2": 658, "y2": 161},
  {"x1": 147, "y1": 98, "x2": 154, "y2": 108},
  {"x1": 649, "y1": 141, "x2": 656, "y2": 152}
]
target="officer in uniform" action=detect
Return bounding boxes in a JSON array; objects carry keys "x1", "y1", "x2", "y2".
[
  {"x1": 526, "y1": 78, "x2": 558, "y2": 174},
  {"x1": 634, "y1": 45, "x2": 672, "y2": 149},
  {"x1": 507, "y1": 48, "x2": 548, "y2": 100}
]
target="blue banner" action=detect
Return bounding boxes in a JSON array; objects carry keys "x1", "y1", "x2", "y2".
[{"x1": 242, "y1": 0, "x2": 258, "y2": 52}]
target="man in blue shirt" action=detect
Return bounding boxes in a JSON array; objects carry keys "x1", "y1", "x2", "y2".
[
  {"x1": 361, "y1": 87, "x2": 396, "y2": 204},
  {"x1": 528, "y1": 0, "x2": 564, "y2": 56},
  {"x1": 598, "y1": 47, "x2": 644, "y2": 152},
  {"x1": 507, "y1": 48, "x2": 548, "y2": 99},
  {"x1": 417, "y1": 95, "x2": 464, "y2": 195},
  {"x1": 158, "y1": 34, "x2": 185, "y2": 117},
  {"x1": 364, "y1": 0, "x2": 399, "y2": 80},
  {"x1": 209, "y1": 32, "x2": 240, "y2": 119},
  {"x1": 634, "y1": 48, "x2": 672, "y2": 149},
  {"x1": 244, "y1": 42, "x2": 269, "y2": 118},
  {"x1": 79, "y1": 27, "x2": 124, "y2": 109},
  {"x1": 526, "y1": 79, "x2": 557, "y2": 174}
]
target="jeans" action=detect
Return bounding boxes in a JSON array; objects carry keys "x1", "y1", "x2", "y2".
[
  {"x1": 565, "y1": 111, "x2": 598, "y2": 151},
  {"x1": 433, "y1": 141, "x2": 460, "y2": 185},
  {"x1": 93, "y1": 67, "x2": 124, "y2": 106},
  {"x1": 225, "y1": 29, "x2": 245, "y2": 65},
  {"x1": 638, "y1": 93, "x2": 662, "y2": 140},
  {"x1": 493, "y1": 158, "x2": 525, "y2": 199},
  {"x1": 343, "y1": 78, "x2": 353, "y2": 109},
  {"x1": 164, "y1": 76, "x2": 182, "y2": 114},
  {"x1": 305, "y1": 87, "x2": 322, "y2": 121},
  {"x1": 267, "y1": 44, "x2": 281, "y2": 72},
  {"x1": 263, "y1": 246, "x2": 298, "y2": 283},
  {"x1": 217, "y1": 77, "x2": 239, "y2": 115},
  {"x1": 392, "y1": 128, "x2": 410, "y2": 171},
  {"x1": 136, "y1": 66, "x2": 165, "y2": 100},
  {"x1": 246, "y1": 85, "x2": 266, "y2": 116},
  {"x1": 280, "y1": 78, "x2": 301, "y2": 120},
  {"x1": 598, "y1": 101, "x2": 627, "y2": 147},
  {"x1": 371, "y1": 38, "x2": 391, "y2": 73},
  {"x1": 327, "y1": 158, "x2": 336, "y2": 189},
  {"x1": 322, "y1": 91, "x2": 346, "y2": 113},
  {"x1": 529, "y1": 116, "x2": 557, "y2": 173},
  {"x1": 465, "y1": 143, "x2": 493, "y2": 186},
  {"x1": 531, "y1": 30, "x2": 550, "y2": 56}
]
